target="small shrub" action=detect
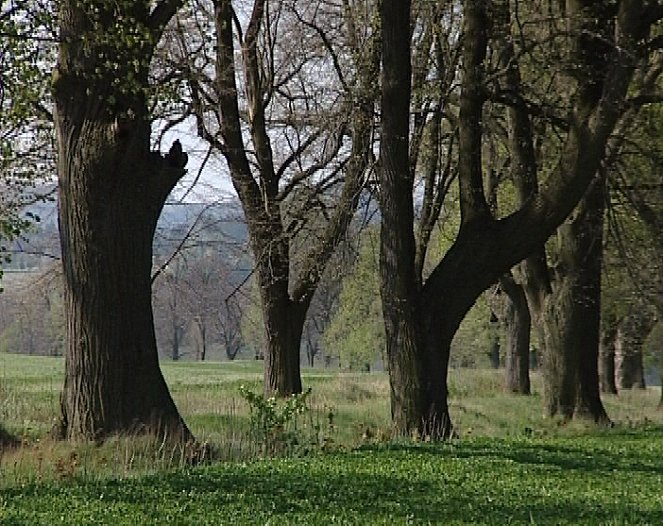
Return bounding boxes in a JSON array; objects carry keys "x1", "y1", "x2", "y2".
[{"x1": 239, "y1": 386, "x2": 332, "y2": 456}]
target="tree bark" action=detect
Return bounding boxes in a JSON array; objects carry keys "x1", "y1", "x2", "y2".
[
  {"x1": 53, "y1": 1, "x2": 191, "y2": 441},
  {"x1": 542, "y1": 176, "x2": 609, "y2": 422},
  {"x1": 261, "y1": 282, "x2": 306, "y2": 394},
  {"x1": 615, "y1": 310, "x2": 654, "y2": 389},
  {"x1": 500, "y1": 276, "x2": 531, "y2": 394},
  {"x1": 599, "y1": 319, "x2": 619, "y2": 394},
  {"x1": 379, "y1": 0, "x2": 434, "y2": 437},
  {"x1": 599, "y1": 327, "x2": 617, "y2": 394}
]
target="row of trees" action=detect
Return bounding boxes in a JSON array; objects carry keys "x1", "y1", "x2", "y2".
[{"x1": 2, "y1": 0, "x2": 662, "y2": 442}]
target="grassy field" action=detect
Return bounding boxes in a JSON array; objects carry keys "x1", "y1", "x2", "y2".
[{"x1": 1, "y1": 353, "x2": 663, "y2": 524}]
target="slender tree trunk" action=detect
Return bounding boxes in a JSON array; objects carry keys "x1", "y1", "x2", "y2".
[
  {"x1": 199, "y1": 323, "x2": 207, "y2": 361},
  {"x1": 500, "y1": 276, "x2": 531, "y2": 394},
  {"x1": 599, "y1": 319, "x2": 618, "y2": 394},
  {"x1": 171, "y1": 323, "x2": 181, "y2": 361},
  {"x1": 488, "y1": 329, "x2": 500, "y2": 369},
  {"x1": 53, "y1": 0, "x2": 190, "y2": 441}
]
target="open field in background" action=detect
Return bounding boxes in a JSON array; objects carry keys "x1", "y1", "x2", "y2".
[
  {"x1": 1, "y1": 354, "x2": 661, "y2": 440},
  {"x1": 1, "y1": 353, "x2": 663, "y2": 524}
]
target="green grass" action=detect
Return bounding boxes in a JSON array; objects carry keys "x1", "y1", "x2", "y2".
[
  {"x1": 1, "y1": 353, "x2": 663, "y2": 524},
  {"x1": 2, "y1": 429, "x2": 663, "y2": 524}
]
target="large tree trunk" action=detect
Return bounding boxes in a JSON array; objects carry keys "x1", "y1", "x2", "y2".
[
  {"x1": 261, "y1": 281, "x2": 306, "y2": 395},
  {"x1": 53, "y1": 1, "x2": 191, "y2": 441},
  {"x1": 379, "y1": 0, "x2": 433, "y2": 438},
  {"x1": 542, "y1": 177, "x2": 609, "y2": 423}
]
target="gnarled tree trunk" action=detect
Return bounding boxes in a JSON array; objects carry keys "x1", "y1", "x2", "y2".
[{"x1": 53, "y1": 0, "x2": 191, "y2": 441}]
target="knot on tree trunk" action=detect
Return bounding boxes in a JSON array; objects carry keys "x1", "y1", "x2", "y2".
[{"x1": 165, "y1": 139, "x2": 188, "y2": 169}]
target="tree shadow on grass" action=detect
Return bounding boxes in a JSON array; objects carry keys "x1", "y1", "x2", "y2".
[
  {"x1": 3, "y1": 445, "x2": 663, "y2": 525},
  {"x1": 373, "y1": 426, "x2": 663, "y2": 476}
]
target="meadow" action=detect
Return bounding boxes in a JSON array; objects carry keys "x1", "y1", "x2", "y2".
[{"x1": 1, "y1": 353, "x2": 662, "y2": 524}]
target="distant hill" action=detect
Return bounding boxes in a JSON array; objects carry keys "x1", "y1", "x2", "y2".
[{"x1": 4, "y1": 189, "x2": 249, "y2": 271}]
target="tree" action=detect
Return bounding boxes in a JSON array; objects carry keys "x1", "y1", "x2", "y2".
[
  {"x1": 323, "y1": 228, "x2": 384, "y2": 371},
  {"x1": 614, "y1": 306, "x2": 655, "y2": 389},
  {"x1": 181, "y1": 0, "x2": 379, "y2": 394},
  {"x1": 53, "y1": 0, "x2": 191, "y2": 440},
  {"x1": 602, "y1": 102, "x2": 663, "y2": 394},
  {"x1": 540, "y1": 174, "x2": 609, "y2": 421},
  {"x1": 485, "y1": 0, "x2": 537, "y2": 395},
  {"x1": 0, "y1": 264, "x2": 64, "y2": 356},
  {"x1": 153, "y1": 255, "x2": 189, "y2": 361},
  {"x1": 1, "y1": 2, "x2": 55, "y2": 286},
  {"x1": 181, "y1": 245, "x2": 246, "y2": 361},
  {"x1": 378, "y1": 0, "x2": 660, "y2": 438},
  {"x1": 496, "y1": 276, "x2": 531, "y2": 394}
]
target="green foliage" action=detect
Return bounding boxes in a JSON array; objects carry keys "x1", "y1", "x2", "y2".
[
  {"x1": 603, "y1": 102, "x2": 663, "y2": 326},
  {"x1": 1, "y1": 2, "x2": 56, "y2": 281},
  {"x1": 322, "y1": 230, "x2": 384, "y2": 370},
  {"x1": 239, "y1": 279, "x2": 266, "y2": 359},
  {"x1": 643, "y1": 322, "x2": 663, "y2": 374},
  {"x1": 450, "y1": 294, "x2": 496, "y2": 368}
]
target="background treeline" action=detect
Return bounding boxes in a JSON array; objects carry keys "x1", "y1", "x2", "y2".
[
  {"x1": 2, "y1": 190, "x2": 661, "y2": 384},
  {"x1": 0, "y1": 197, "x2": 503, "y2": 370}
]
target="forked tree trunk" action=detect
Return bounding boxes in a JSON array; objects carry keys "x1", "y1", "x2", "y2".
[
  {"x1": 53, "y1": 1, "x2": 191, "y2": 441},
  {"x1": 379, "y1": 0, "x2": 437, "y2": 438},
  {"x1": 378, "y1": 0, "x2": 648, "y2": 438},
  {"x1": 212, "y1": 0, "x2": 374, "y2": 396}
]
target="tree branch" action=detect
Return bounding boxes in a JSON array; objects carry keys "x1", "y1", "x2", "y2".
[{"x1": 148, "y1": 0, "x2": 184, "y2": 43}]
